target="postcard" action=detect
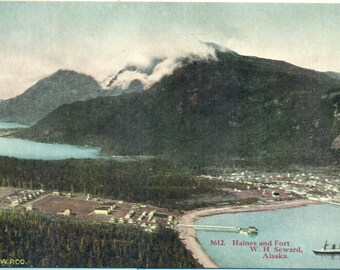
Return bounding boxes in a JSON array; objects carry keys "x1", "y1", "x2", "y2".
[{"x1": 0, "y1": 1, "x2": 339, "y2": 269}]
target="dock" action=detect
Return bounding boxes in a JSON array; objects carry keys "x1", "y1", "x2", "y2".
[
  {"x1": 324, "y1": 201, "x2": 340, "y2": 206},
  {"x1": 178, "y1": 224, "x2": 258, "y2": 234}
]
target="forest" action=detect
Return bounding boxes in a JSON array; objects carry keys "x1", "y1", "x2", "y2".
[
  {"x1": 0, "y1": 157, "x2": 234, "y2": 210},
  {"x1": 0, "y1": 209, "x2": 201, "y2": 267}
]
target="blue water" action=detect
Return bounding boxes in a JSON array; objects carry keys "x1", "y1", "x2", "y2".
[
  {"x1": 0, "y1": 121, "x2": 100, "y2": 160},
  {"x1": 0, "y1": 137, "x2": 100, "y2": 160},
  {"x1": 196, "y1": 204, "x2": 340, "y2": 268},
  {"x1": 0, "y1": 121, "x2": 28, "y2": 128}
]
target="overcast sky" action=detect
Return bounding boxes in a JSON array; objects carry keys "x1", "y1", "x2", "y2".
[{"x1": 1, "y1": 2, "x2": 340, "y2": 99}]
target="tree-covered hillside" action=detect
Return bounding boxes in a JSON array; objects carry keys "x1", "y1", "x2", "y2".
[
  {"x1": 0, "y1": 209, "x2": 200, "y2": 267},
  {"x1": 0, "y1": 157, "x2": 235, "y2": 210}
]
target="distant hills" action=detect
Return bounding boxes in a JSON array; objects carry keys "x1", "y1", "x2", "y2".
[
  {"x1": 0, "y1": 57, "x2": 185, "y2": 125},
  {"x1": 17, "y1": 50, "x2": 340, "y2": 167},
  {"x1": 0, "y1": 42, "x2": 231, "y2": 125},
  {"x1": 0, "y1": 70, "x2": 108, "y2": 125}
]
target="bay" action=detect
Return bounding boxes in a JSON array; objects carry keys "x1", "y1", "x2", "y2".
[
  {"x1": 0, "y1": 121, "x2": 28, "y2": 129},
  {"x1": 0, "y1": 137, "x2": 100, "y2": 160},
  {"x1": 196, "y1": 204, "x2": 340, "y2": 268},
  {"x1": 0, "y1": 121, "x2": 100, "y2": 160}
]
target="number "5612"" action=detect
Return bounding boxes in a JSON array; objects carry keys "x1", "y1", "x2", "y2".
[{"x1": 210, "y1": 240, "x2": 225, "y2": 246}]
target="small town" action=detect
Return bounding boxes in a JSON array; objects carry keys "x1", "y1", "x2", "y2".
[
  {"x1": 199, "y1": 167, "x2": 340, "y2": 204},
  {"x1": 1, "y1": 167, "x2": 339, "y2": 237},
  {"x1": 0, "y1": 187, "x2": 179, "y2": 233}
]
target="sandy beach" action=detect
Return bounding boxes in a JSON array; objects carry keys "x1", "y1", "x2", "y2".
[{"x1": 177, "y1": 199, "x2": 319, "y2": 268}]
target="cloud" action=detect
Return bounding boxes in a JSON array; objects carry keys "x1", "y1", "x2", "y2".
[
  {"x1": 2, "y1": 3, "x2": 340, "y2": 100},
  {"x1": 110, "y1": 70, "x2": 148, "y2": 90},
  {"x1": 0, "y1": 32, "x2": 224, "y2": 99},
  {"x1": 109, "y1": 44, "x2": 218, "y2": 91},
  {"x1": 145, "y1": 57, "x2": 183, "y2": 88}
]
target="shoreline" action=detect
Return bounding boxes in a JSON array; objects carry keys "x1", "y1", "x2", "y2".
[{"x1": 177, "y1": 199, "x2": 319, "y2": 268}]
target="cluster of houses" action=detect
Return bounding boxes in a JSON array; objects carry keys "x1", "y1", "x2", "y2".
[
  {"x1": 258, "y1": 173, "x2": 339, "y2": 202},
  {"x1": 56, "y1": 203, "x2": 117, "y2": 217},
  {"x1": 92, "y1": 202, "x2": 175, "y2": 232},
  {"x1": 10, "y1": 189, "x2": 45, "y2": 207},
  {"x1": 200, "y1": 169, "x2": 340, "y2": 203},
  {"x1": 11, "y1": 190, "x2": 177, "y2": 232},
  {"x1": 52, "y1": 191, "x2": 73, "y2": 198},
  {"x1": 93, "y1": 204, "x2": 116, "y2": 215}
]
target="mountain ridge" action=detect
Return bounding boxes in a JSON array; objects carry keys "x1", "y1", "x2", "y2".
[
  {"x1": 16, "y1": 50, "x2": 340, "y2": 167},
  {"x1": 0, "y1": 70, "x2": 106, "y2": 125}
]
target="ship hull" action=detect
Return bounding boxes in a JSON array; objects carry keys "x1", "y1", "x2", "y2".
[{"x1": 313, "y1": 249, "x2": 340, "y2": 254}]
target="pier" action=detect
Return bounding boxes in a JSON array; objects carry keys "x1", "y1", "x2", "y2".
[
  {"x1": 324, "y1": 201, "x2": 340, "y2": 206},
  {"x1": 177, "y1": 224, "x2": 258, "y2": 234}
]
